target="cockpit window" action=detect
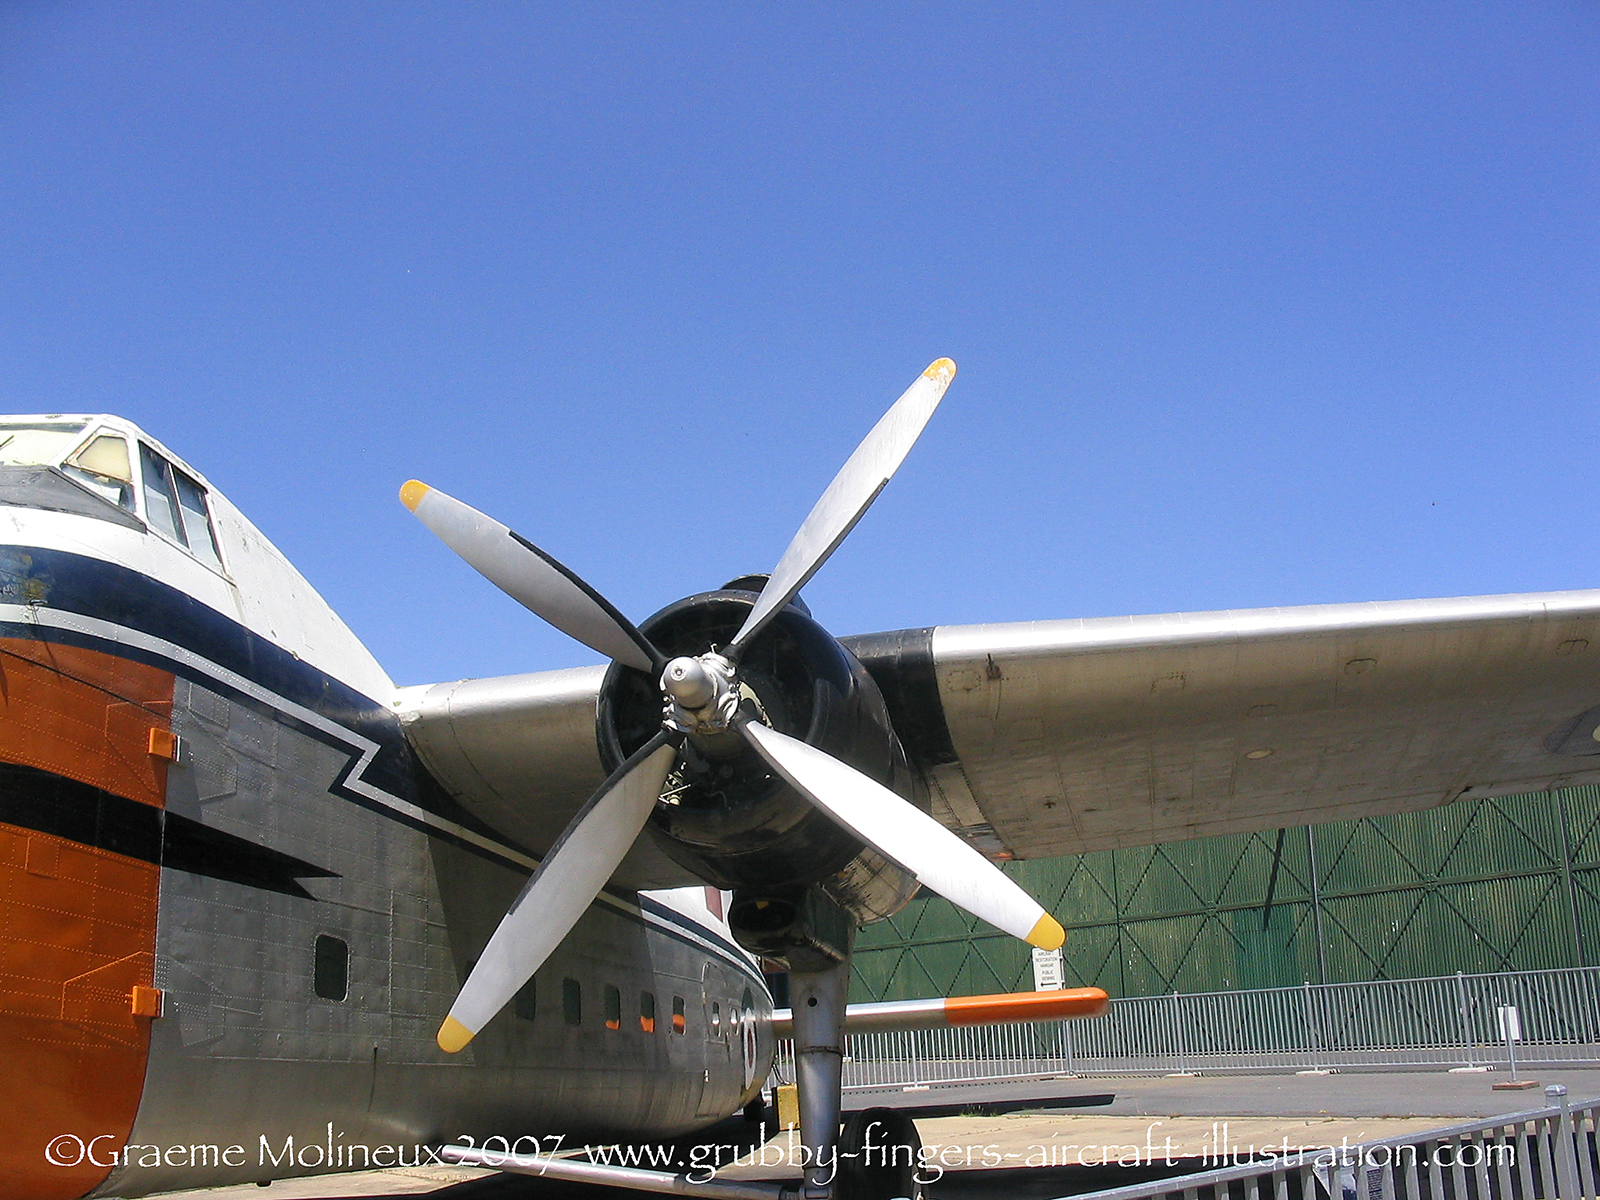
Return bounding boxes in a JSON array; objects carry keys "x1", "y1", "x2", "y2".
[
  {"x1": 140, "y1": 443, "x2": 185, "y2": 544},
  {"x1": 172, "y1": 467, "x2": 223, "y2": 570},
  {"x1": 0, "y1": 421, "x2": 88, "y2": 466},
  {"x1": 63, "y1": 433, "x2": 135, "y2": 512},
  {"x1": 139, "y1": 443, "x2": 225, "y2": 571}
]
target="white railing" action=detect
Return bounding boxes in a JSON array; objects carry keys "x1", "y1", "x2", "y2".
[
  {"x1": 772, "y1": 965, "x2": 1600, "y2": 1088},
  {"x1": 1067, "y1": 1088, "x2": 1600, "y2": 1200}
]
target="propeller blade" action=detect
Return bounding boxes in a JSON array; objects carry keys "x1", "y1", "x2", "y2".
[
  {"x1": 401, "y1": 481, "x2": 659, "y2": 673},
  {"x1": 437, "y1": 732, "x2": 681, "y2": 1052},
  {"x1": 739, "y1": 719, "x2": 1064, "y2": 951},
  {"x1": 728, "y1": 358, "x2": 956, "y2": 654}
]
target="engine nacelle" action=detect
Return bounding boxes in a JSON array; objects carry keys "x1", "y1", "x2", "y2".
[{"x1": 597, "y1": 584, "x2": 923, "y2": 956}]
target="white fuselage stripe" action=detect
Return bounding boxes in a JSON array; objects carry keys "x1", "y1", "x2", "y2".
[{"x1": 0, "y1": 602, "x2": 544, "y2": 870}]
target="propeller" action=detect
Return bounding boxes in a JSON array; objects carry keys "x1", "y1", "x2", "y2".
[
  {"x1": 399, "y1": 480, "x2": 660, "y2": 673},
  {"x1": 727, "y1": 357, "x2": 956, "y2": 656},
  {"x1": 406, "y1": 357, "x2": 1065, "y2": 1054},
  {"x1": 438, "y1": 732, "x2": 681, "y2": 1052},
  {"x1": 740, "y1": 720, "x2": 1064, "y2": 950}
]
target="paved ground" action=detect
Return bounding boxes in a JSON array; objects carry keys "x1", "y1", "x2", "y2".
[{"x1": 146, "y1": 1068, "x2": 1600, "y2": 1199}]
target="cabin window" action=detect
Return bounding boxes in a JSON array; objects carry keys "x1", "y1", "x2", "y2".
[
  {"x1": 313, "y1": 934, "x2": 348, "y2": 1002},
  {"x1": 514, "y1": 976, "x2": 537, "y2": 1021},
  {"x1": 604, "y1": 984, "x2": 621, "y2": 1031},
  {"x1": 671, "y1": 995, "x2": 686, "y2": 1034},
  {"x1": 63, "y1": 433, "x2": 135, "y2": 511},
  {"x1": 562, "y1": 977, "x2": 582, "y2": 1026},
  {"x1": 640, "y1": 991, "x2": 656, "y2": 1033},
  {"x1": 711, "y1": 1001, "x2": 721, "y2": 1037},
  {"x1": 138, "y1": 443, "x2": 224, "y2": 570}
]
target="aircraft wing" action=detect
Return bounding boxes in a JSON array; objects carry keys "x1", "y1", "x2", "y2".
[
  {"x1": 845, "y1": 588, "x2": 1600, "y2": 860},
  {"x1": 397, "y1": 587, "x2": 1600, "y2": 880}
]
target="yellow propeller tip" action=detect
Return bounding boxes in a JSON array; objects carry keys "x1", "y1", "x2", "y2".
[
  {"x1": 437, "y1": 1015, "x2": 474, "y2": 1053},
  {"x1": 1026, "y1": 913, "x2": 1066, "y2": 952},
  {"x1": 923, "y1": 357, "x2": 957, "y2": 382},
  {"x1": 399, "y1": 480, "x2": 430, "y2": 512}
]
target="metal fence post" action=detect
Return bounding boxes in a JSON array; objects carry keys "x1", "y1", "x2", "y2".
[
  {"x1": 1548, "y1": 1084, "x2": 1581, "y2": 1200},
  {"x1": 1171, "y1": 992, "x2": 1190, "y2": 1074},
  {"x1": 1303, "y1": 980, "x2": 1322, "y2": 1072},
  {"x1": 1456, "y1": 971, "x2": 1476, "y2": 1069}
]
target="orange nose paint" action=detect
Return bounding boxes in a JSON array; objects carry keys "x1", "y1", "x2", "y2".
[
  {"x1": 0, "y1": 638, "x2": 172, "y2": 1200},
  {"x1": 0, "y1": 829, "x2": 160, "y2": 1200}
]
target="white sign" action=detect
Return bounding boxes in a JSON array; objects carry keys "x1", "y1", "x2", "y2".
[
  {"x1": 1497, "y1": 1005, "x2": 1522, "y2": 1042},
  {"x1": 1031, "y1": 947, "x2": 1064, "y2": 991}
]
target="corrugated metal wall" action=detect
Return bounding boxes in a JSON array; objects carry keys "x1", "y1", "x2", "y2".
[{"x1": 851, "y1": 785, "x2": 1600, "y2": 1002}]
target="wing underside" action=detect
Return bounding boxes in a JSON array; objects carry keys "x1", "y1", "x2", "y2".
[
  {"x1": 393, "y1": 665, "x2": 699, "y2": 889},
  {"x1": 887, "y1": 589, "x2": 1600, "y2": 859}
]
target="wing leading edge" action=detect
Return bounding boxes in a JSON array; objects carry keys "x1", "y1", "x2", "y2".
[{"x1": 397, "y1": 588, "x2": 1600, "y2": 880}]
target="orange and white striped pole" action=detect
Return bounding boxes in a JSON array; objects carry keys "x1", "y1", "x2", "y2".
[{"x1": 770, "y1": 987, "x2": 1107, "y2": 1039}]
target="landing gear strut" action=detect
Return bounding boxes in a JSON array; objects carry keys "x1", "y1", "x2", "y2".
[
  {"x1": 786, "y1": 927, "x2": 921, "y2": 1200},
  {"x1": 788, "y1": 951, "x2": 852, "y2": 1199}
]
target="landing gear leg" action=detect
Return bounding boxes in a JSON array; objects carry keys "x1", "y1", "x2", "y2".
[{"x1": 789, "y1": 950, "x2": 852, "y2": 1200}]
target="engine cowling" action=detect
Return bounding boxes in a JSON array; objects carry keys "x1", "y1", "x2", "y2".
[{"x1": 597, "y1": 583, "x2": 923, "y2": 954}]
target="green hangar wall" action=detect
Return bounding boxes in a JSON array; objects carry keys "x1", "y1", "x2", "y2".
[{"x1": 850, "y1": 785, "x2": 1600, "y2": 1003}]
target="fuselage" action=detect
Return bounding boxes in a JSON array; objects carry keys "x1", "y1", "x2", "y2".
[{"x1": 0, "y1": 415, "x2": 773, "y2": 1200}]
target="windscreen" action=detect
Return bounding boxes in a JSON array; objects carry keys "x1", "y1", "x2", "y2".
[{"x1": 0, "y1": 421, "x2": 88, "y2": 466}]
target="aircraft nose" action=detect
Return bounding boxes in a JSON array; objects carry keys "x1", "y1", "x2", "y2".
[{"x1": 0, "y1": 638, "x2": 173, "y2": 1199}]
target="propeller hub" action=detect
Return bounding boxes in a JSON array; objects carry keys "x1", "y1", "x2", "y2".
[
  {"x1": 660, "y1": 651, "x2": 740, "y2": 735},
  {"x1": 661, "y1": 657, "x2": 716, "y2": 709}
]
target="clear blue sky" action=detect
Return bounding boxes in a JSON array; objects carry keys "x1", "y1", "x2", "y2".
[{"x1": 1, "y1": 3, "x2": 1594, "y2": 687}]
